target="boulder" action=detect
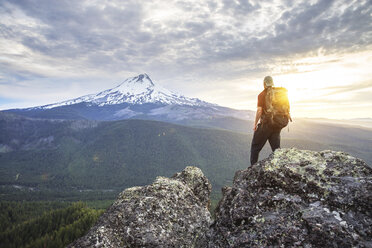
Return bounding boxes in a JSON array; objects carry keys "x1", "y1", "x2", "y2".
[
  {"x1": 205, "y1": 148, "x2": 372, "y2": 247},
  {"x1": 68, "y1": 166, "x2": 212, "y2": 247}
]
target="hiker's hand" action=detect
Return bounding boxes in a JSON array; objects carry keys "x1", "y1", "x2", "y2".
[{"x1": 253, "y1": 124, "x2": 258, "y2": 131}]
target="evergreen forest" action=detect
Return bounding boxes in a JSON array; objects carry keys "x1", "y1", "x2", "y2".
[{"x1": 0, "y1": 202, "x2": 104, "y2": 248}]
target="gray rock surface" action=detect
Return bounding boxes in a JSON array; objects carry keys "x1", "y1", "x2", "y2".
[
  {"x1": 204, "y1": 148, "x2": 372, "y2": 247},
  {"x1": 68, "y1": 166, "x2": 212, "y2": 248}
]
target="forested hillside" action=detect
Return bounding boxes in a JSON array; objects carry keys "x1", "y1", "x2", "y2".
[
  {"x1": 1, "y1": 113, "x2": 371, "y2": 203},
  {"x1": 0, "y1": 115, "x2": 252, "y2": 200},
  {"x1": 0, "y1": 202, "x2": 102, "y2": 248}
]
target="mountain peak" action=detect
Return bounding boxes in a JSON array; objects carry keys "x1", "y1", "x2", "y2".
[
  {"x1": 124, "y1": 73, "x2": 154, "y2": 86},
  {"x1": 136, "y1": 73, "x2": 152, "y2": 82},
  {"x1": 31, "y1": 74, "x2": 211, "y2": 109},
  {"x1": 113, "y1": 73, "x2": 155, "y2": 95}
]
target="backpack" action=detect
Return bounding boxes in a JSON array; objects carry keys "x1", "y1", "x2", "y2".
[{"x1": 265, "y1": 87, "x2": 290, "y2": 129}]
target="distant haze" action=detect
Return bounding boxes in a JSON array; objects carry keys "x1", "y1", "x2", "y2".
[{"x1": 0, "y1": 0, "x2": 371, "y2": 119}]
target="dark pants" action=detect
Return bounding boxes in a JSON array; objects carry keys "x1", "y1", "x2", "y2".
[{"x1": 250, "y1": 122, "x2": 281, "y2": 165}]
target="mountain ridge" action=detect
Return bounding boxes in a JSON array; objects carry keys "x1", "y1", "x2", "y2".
[
  {"x1": 0, "y1": 117, "x2": 253, "y2": 199},
  {"x1": 5, "y1": 74, "x2": 254, "y2": 122},
  {"x1": 2, "y1": 114, "x2": 371, "y2": 201},
  {"x1": 27, "y1": 74, "x2": 213, "y2": 110}
]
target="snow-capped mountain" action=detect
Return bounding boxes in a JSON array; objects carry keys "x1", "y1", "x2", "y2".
[
  {"x1": 5, "y1": 74, "x2": 254, "y2": 124},
  {"x1": 33, "y1": 74, "x2": 211, "y2": 109}
]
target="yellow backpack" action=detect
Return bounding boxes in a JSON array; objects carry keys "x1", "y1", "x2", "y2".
[{"x1": 265, "y1": 87, "x2": 290, "y2": 128}]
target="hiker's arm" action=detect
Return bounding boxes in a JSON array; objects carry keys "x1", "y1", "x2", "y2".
[
  {"x1": 289, "y1": 112, "x2": 293, "y2": 122},
  {"x1": 253, "y1": 107, "x2": 263, "y2": 131}
]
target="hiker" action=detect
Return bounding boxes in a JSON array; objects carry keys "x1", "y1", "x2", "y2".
[{"x1": 250, "y1": 76, "x2": 292, "y2": 165}]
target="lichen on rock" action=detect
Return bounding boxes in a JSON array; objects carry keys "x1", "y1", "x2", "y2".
[
  {"x1": 68, "y1": 166, "x2": 212, "y2": 248},
  {"x1": 68, "y1": 149, "x2": 372, "y2": 247},
  {"x1": 205, "y1": 148, "x2": 372, "y2": 248}
]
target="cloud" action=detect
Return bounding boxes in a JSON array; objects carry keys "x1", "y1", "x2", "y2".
[
  {"x1": 0, "y1": 0, "x2": 371, "y2": 116},
  {"x1": 2, "y1": 0, "x2": 371, "y2": 74},
  {"x1": 321, "y1": 80, "x2": 372, "y2": 96},
  {"x1": 294, "y1": 81, "x2": 372, "y2": 107}
]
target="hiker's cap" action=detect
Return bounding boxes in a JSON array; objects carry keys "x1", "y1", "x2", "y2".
[{"x1": 263, "y1": 76, "x2": 274, "y2": 87}]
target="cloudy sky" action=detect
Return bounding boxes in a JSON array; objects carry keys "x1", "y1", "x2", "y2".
[{"x1": 1, "y1": 0, "x2": 372, "y2": 119}]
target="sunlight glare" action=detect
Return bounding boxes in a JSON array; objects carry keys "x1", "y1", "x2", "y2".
[{"x1": 267, "y1": 50, "x2": 372, "y2": 118}]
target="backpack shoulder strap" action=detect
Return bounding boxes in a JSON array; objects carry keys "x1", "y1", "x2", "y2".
[{"x1": 265, "y1": 87, "x2": 274, "y2": 113}]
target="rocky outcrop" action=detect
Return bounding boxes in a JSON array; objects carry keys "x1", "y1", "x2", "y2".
[
  {"x1": 68, "y1": 149, "x2": 372, "y2": 247},
  {"x1": 205, "y1": 148, "x2": 372, "y2": 247},
  {"x1": 68, "y1": 166, "x2": 212, "y2": 247}
]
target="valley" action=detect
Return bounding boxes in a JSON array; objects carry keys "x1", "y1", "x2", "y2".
[
  {"x1": 1, "y1": 74, "x2": 371, "y2": 247},
  {"x1": 1, "y1": 112, "x2": 371, "y2": 203}
]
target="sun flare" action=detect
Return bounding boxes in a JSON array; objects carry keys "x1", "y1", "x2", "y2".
[{"x1": 268, "y1": 50, "x2": 372, "y2": 118}]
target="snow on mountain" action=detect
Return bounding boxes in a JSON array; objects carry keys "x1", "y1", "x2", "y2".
[
  {"x1": 32, "y1": 74, "x2": 213, "y2": 110},
  {"x1": 8, "y1": 73, "x2": 254, "y2": 123}
]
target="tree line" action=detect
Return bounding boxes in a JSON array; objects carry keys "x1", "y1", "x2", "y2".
[{"x1": 0, "y1": 202, "x2": 103, "y2": 248}]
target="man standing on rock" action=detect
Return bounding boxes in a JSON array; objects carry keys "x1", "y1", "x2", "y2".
[{"x1": 250, "y1": 76, "x2": 292, "y2": 165}]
